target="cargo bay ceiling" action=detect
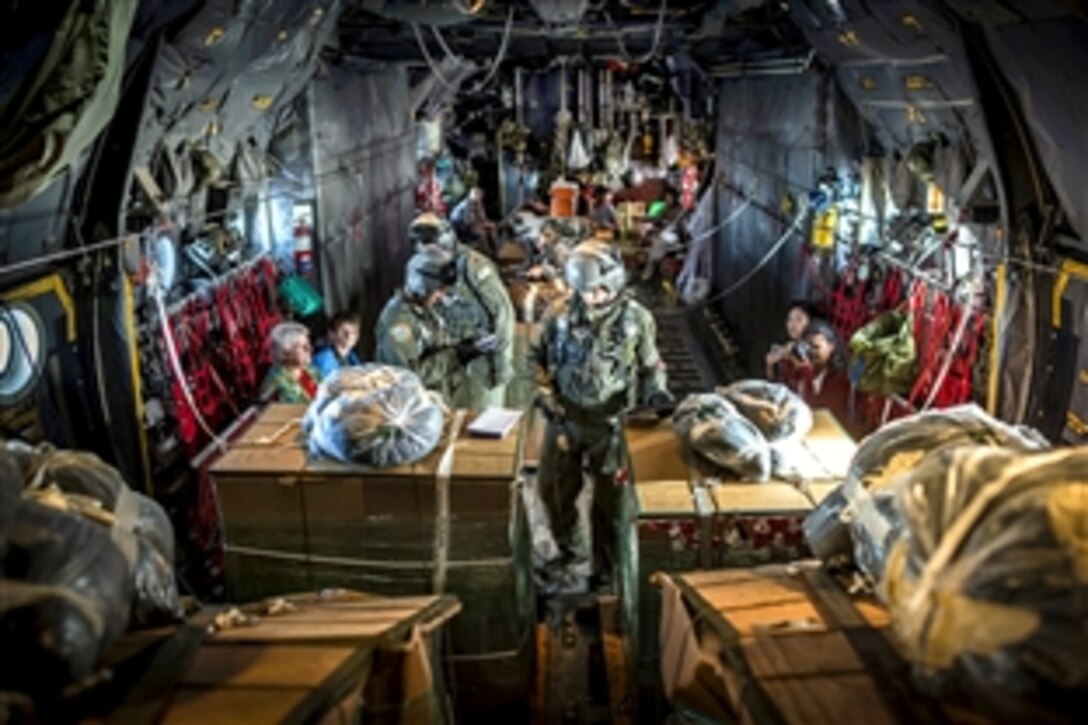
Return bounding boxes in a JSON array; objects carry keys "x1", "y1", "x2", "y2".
[{"x1": 337, "y1": 0, "x2": 808, "y2": 66}]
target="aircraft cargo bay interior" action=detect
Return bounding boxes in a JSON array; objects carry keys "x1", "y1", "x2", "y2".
[{"x1": 0, "y1": 1, "x2": 1085, "y2": 723}]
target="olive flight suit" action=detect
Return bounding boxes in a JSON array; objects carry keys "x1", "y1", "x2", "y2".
[
  {"x1": 530, "y1": 292, "x2": 668, "y2": 580},
  {"x1": 375, "y1": 291, "x2": 460, "y2": 403},
  {"x1": 436, "y1": 244, "x2": 516, "y2": 409}
]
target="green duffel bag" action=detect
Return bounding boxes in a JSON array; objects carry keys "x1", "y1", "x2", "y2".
[
  {"x1": 849, "y1": 309, "x2": 916, "y2": 396},
  {"x1": 278, "y1": 275, "x2": 323, "y2": 318}
]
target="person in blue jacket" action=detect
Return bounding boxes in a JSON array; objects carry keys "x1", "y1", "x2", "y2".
[{"x1": 312, "y1": 311, "x2": 361, "y2": 378}]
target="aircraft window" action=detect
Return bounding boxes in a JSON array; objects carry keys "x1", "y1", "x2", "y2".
[
  {"x1": 0, "y1": 303, "x2": 45, "y2": 404},
  {"x1": 152, "y1": 233, "x2": 178, "y2": 292}
]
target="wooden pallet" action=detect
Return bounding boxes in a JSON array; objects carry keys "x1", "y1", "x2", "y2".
[
  {"x1": 658, "y1": 563, "x2": 983, "y2": 724},
  {"x1": 59, "y1": 591, "x2": 460, "y2": 724}
]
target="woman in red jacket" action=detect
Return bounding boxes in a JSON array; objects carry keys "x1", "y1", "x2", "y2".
[{"x1": 794, "y1": 319, "x2": 865, "y2": 438}]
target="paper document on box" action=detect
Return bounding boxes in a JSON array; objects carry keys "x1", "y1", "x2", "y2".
[{"x1": 468, "y1": 408, "x2": 524, "y2": 439}]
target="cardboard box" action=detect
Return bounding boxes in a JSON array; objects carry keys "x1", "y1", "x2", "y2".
[{"x1": 210, "y1": 404, "x2": 535, "y2": 715}]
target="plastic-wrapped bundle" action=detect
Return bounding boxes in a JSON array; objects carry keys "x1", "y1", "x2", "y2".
[
  {"x1": 17, "y1": 446, "x2": 183, "y2": 627},
  {"x1": 671, "y1": 393, "x2": 771, "y2": 481},
  {"x1": 1, "y1": 496, "x2": 134, "y2": 694},
  {"x1": 304, "y1": 364, "x2": 448, "y2": 467},
  {"x1": 803, "y1": 404, "x2": 1048, "y2": 576},
  {"x1": 717, "y1": 380, "x2": 813, "y2": 443},
  {"x1": 882, "y1": 446, "x2": 1088, "y2": 718}
]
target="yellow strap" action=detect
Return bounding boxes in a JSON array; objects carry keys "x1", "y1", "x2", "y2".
[
  {"x1": 1052, "y1": 258, "x2": 1088, "y2": 329},
  {"x1": 1, "y1": 274, "x2": 76, "y2": 341}
]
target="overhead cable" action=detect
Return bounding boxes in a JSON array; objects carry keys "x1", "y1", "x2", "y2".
[
  {"x1": 411, "y1": 22, "x2": 458, "y2": 92},
  {"x1": 605, "y1": 0, "x2": 668, "y2": 64}
]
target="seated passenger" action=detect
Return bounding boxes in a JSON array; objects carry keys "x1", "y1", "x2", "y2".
[
  {"x1": 589, "y1": 186, "x2": 618, "y2": 231},
  {"x1": 795, "y1": 319, "x2": 862, "y2": 436},
  {"x1": 312, "y1": 311, "x2": 361, "y2": 378},
  {"x1": 260, "y1": 321, "x2": 322, "y2": 404},
  {"x1": 766, "y1": 300, "x2": 818, "y2": 384}
]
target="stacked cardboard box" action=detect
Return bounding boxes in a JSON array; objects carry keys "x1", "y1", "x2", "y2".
[{"x1": 211, "y1": 405, "x2": 535, "y2": 718}]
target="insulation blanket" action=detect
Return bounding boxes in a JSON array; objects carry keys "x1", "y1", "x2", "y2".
[
  {"x1": 803, "y1": 404, "x2": 1049, "y2": 579},
  {"x1": 671, "y1": 393, "x2": 771, "y2": 481},
  {"x1": 881, "y1": 446, "x2": 1088, "y2": 718},
  {"x1": 304, "y1": 365, "x2": 448, "y2": 467}
]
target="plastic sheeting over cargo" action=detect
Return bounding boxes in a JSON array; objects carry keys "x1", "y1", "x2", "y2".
[
  {"x1": 672, "y1": 393, "x2": 772, "y2": 481},
  {"x1": 0, "y1": 444, "x2": 183, "y2": 695},
  {"x1": 11, "y1": 445, "x2": 183, "y2": 627},
  {"x1": 803, "y1": 404, "x2": 1049, "y2": 581},
  {"x1": 882, "y1": 446, "x2": 1088, "y2": 719},
  {"x1": 718, "y1": 380, "x2": 813, "y2": 443},
  {"x1": 304, "y1": 365, "x2": 448, "y2": 467}
]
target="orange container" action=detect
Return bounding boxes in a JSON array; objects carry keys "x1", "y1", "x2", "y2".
[{"x1": 550, "y1": 181, "x2": 578, "y2": 218}]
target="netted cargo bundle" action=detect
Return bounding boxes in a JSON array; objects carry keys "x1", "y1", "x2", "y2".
[
  {"x1": 304, "y1": 364, "x2": 448, "y2": 467},
  {"x1": 717, "y1": 379, "x2": 813, "y2": 443},
  {"x1": 6, "y1": 443, "x2": 181, "y2": 628},
  {"x1": 10, "y1": 444, "x2": 183, "y2": 628},
  {"x1": 803, "y1": 404, "x2": 1049, "y2": 577},
  {"x1": 671, "y1": 393, "x2": 771, "y2": 481},
  {"x1": 882, "y1": 446, "x2": 1088, "y2": 718},
  {"x1": 1, "y1": 494, "x2": 134, "y2": 695}
]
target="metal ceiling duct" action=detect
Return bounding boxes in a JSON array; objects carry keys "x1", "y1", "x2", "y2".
[
  {"x1": 529, "y1": 0, "x2": 588, "y2": 25},
  {"x1": 359, "y1": 0, "x2": 487, "y2": 27}
]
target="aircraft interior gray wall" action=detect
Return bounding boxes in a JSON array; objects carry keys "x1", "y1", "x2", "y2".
[
  {"x1": 712, "y1": 70, "x2": 864, "y2": 375},
  {"x1": 310, "y1": 63, "x2": 418, "y2": 355}
]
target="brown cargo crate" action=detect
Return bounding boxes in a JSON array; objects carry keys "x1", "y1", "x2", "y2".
[
  {"x1": 621, "y1": 410, "x2": 857, "y2": 720},
  {"x1": 63, "y1": 591, "x2": 459, "y2": 724},
  {"x1": 658, "y1": 563, "x2": 987, "y2": 724},
  {"x1": 210, "y1": 405, "x2": 536, "y2": 718}
]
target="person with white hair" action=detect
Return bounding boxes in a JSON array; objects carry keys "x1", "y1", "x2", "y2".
[{"x1": 259, "y1": 321, "x2": 322, "y2": 403}]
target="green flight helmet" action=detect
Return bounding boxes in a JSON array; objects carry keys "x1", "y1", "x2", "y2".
[
  {"x1": 565, "y1": 240, "x2": 627, "y2": 296},
  {"x1": 409, "y1": 212, "x2": 458, "y2": 252},
  {"x1": 405, "y1": 244, "x2": 457, "y2": 298}
]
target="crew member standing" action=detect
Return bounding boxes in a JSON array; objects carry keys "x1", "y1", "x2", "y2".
[
  {"x1": 530, "y1": 240, "x2": 672, "y2": 591},
  {"x1": 410, "y1": 212, "x2": 515, "y2": 409}
]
